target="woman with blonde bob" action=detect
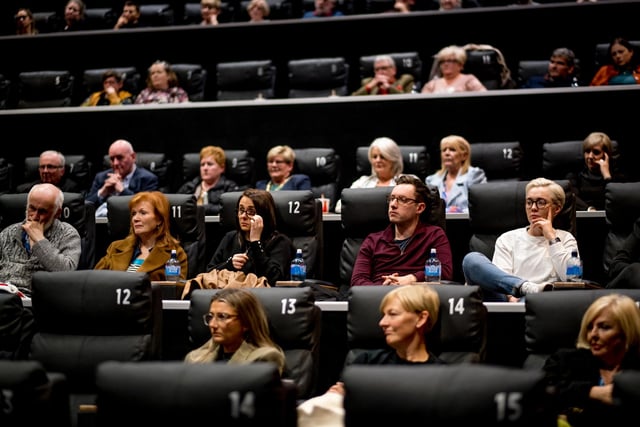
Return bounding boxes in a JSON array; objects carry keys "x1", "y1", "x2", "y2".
[
  {"x1": 184, "y1": 288, "x2": 286, "y2": 375},
  {"x1": 426, "y1": 135, "x2": 486, "y2": 213},
  {"x1": 422, "y1": 45, "x2": 487, "y2": 94},
  {"x1": 94, "y1": 191, "x2": 188, "y2": 281},
  {"x1": 543, "y1": 293, "x2": 640, "y2": 427}
]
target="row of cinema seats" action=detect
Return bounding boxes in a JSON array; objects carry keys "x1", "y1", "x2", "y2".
[
  {"x1": 3, "y1": 138, "x2": 609, "y2": 207},
  {"x1": 2, "y1": 39, "x2": 633, "y2": 109},
  {"x1": 4, "y1": 272, "x2": 640, "y2": 426}
]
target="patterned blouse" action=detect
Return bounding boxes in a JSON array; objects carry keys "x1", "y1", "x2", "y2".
[{"x1": 135, "y1": 87, "x2": 189, "y2": 104}]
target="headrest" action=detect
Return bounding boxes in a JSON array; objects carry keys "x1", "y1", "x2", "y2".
[
  {"x1": 216, "y1": 60, "x2": 275, "y2": 89},
  {"x1": 18, "y1": 71, "x2": 74, "y2": 101},
  {"x1": 107, "y1": 194, "x2": 199, "y2": 241},
  {"x1": 31, "y1": 270, "x2": 154, "y2": 335},
  {"x1": 172, "y1": 63, "x2": 207, "y2": 101},
  {"x1": 189, "y1": 287, "x2": 319, "y2": 350},
  {"x1": 96, "y1": 361, "x2": 289, "y2": 425},
  {"x1": 359, "y1": 51, "x2": 423, "y2": 80},
  {"x1": 471, "y1": 141, "x2": 523, "y2": 180},
  {"x1": 182, "y1": 150, "x2": 255, "y2": 187},
  {"x1": 294, "y1": 148, "x2": 341, "y2": 183},
  {"x1": 605, "y1": 182, "x2": 640, "y2": 233},
  {"x1": 341, "y1": 187, "x2": 392, "y2": 238},
  {"x1": 347, "y1": 285, "x2": 486, "y2": 362},
  {"x1": 355, "y1": 145, "x2": 430, "y2": 180},
  {"x1": 343, "y1": 364, "x2": 553, "y2": 425},
  {"x1": 288, "y1": 57, "x2": 348, "y2": 88}
]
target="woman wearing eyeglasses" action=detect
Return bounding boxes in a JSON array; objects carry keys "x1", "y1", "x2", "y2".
[
  {"x1": 205, "y1": 189, "x2": 294, "y2": 286},
  {"x1": 462, "y1": 177, "x2": 579, "y2": 302},
  {"x1": 184, "y1": 288, "x2": 285, "y2": 375},
  {"x1": 568, "y1": 132, "x2": 624, "y2": 211},
  {"x1": 256, "y1": 145, "x2": 311, "y2": 192},
  {"x1": 15, "y1": 8, "x2": 38, "y2": 36}
]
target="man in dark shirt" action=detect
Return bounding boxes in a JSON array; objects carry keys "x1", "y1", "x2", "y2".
[
  {"x1": 16, "y1": 150, "x2": 83, "y2": 194},
  {"x1": 522, "y1": 47, "x2": 580, "y2": 88}
]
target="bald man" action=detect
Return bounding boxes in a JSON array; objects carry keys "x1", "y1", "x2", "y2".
[
  {"x1": 85, "y1": 139, "x2": 159, "y2": 217},
  {"x1": 0, "y1": 183, "x2": 81, "y2": 295}
]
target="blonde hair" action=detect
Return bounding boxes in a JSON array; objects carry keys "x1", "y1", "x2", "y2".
[
  {"x1": 576, "y1": 294, "x2": 640, "y2": 357},
  {"x1": 247, "y1": 0, "x2": 270, "y2": 16},
  {"x1": 380, "y1": 285, "x2": 440, "y2": 333},
  {"x1": 525, "y1": 177, "x2": 565, "y2": 208},
  {"x1": 435, "y1": 135, "x2": 472, "y2": 176}
]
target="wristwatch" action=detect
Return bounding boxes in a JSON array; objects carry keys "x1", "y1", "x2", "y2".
[{"x1": 549, "y1": 237, "x2": 561, "y2": 245}]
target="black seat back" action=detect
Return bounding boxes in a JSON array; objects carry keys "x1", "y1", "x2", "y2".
[
  {"x1": 172, "y1": 63, "x2": 208, "y2": 101},
  {"x1": 542, "y1": 139, "x2": 620, "y2": 180},
  {"x1": 17, "y1": 70, "x2": 74, "y2": 108},
  {"x1": 355, "y1": 144, "x2": 430, "y2": 182},
  {"x1": 103, "y1": 151, "x2": 175, "y2": 193},
  {"x1": 216, "y1": 60, "x2": 276, "y2": 101},
  {"x1": 293, "y1": 147, "x2": 342, "y2": 212},
  {"x1": 603, "y1": 182, "x2": 640, "y2": 276},
  {"x1": 343, "y1": 364, "x2": 554, "y2": 426},
  {"x1": 287, "y1": 57, "x2": 350, "y2": 98},
  {"x1": 471, "y1": 141, "x2": 523, "y2": 181}
]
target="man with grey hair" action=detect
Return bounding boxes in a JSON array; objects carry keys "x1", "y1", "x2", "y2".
[
  {"x1": 0, "y1": 183, "x2": 81, "y2": 295},
  {"x1": 521, "y1": 47, "x2": 579, "y2": 88},
  {"x1": 86, "y1": 139, "x2": 159, "y2": 217},
  {"x1": 352, "y1": 55, "x2": 415, "y2": 95},
  {"x1": 16, "y1": 150, "x2": 83, "y2": 193}
]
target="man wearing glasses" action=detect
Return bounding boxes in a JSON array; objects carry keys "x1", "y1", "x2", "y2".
[
  {"x1": 462, "y1": 177, "x2": 579, "y2": 302},
  {"x1": 351, "y1": 174, "x2": 453, "y2": 286},
  {"x1": 16, "y1": 150, "x2": 83, "y2": 194},
  {"x1": 352, "y1": 55, "x2": 415, "y2": 96}
]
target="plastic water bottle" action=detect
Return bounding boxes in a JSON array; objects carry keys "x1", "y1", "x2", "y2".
[
  {"x1": 290, "y1": 248, "x2": 306, "y2": 281},
  {"x1": 566, "y1": 250, "x2": 583, "y2": 281},
  {"x1": 165, "y1": 249, "x2": 181, "y2": 282},
  {"x1": 425, "y1": 248, "x2": 441, "y2": 283}
]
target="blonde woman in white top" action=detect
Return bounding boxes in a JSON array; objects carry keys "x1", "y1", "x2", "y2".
[
  {"x1": 335, "y1": 137, "x2": 403, "y2": 213},
  {"x1": 422, "y1": 45, "x2": 487, "y2": 94}
]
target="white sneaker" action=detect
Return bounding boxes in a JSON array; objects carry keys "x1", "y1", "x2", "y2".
[{"x1": 519, "y1": 281, "x2": 554, "y2": 296}]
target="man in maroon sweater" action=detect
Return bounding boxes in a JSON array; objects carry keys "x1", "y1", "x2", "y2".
[{"x1": 350, "y1": 174, "x2": 453, "y2": 286}]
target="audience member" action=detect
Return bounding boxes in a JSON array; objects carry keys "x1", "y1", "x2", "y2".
[
  {"x1": 352, "y1": 55, "x2": 415, "y2": 95},
  {"x1": 135, "y1": 60, "x2": 190, "y2": 104},
  {"x1": 303, "y1": 0, "x2": 344, "y2": 18},
  {"x1": 425, "y1": 135, "x2": 486, "y2": 213},
  {"x1": 80, "y1": 70, "x2": 134, "y2": 106},
  {"x1": 113, "y1": 1, "x2": 142, "y2": 29},
  {"x1": 199, "y1": 0, "x2": 222, "y2": 25},
  {"x1": 606, "y1": 216, "x2": 640, "y2": 290},
  {"x1": 422, "y1": 45, "x2": 487, "y2": 94},
  {"x1": 462, "y1": 177, "x2": 578, "y2": 302},
  {"x1": 86, "y1": 139, "x2": 159, "y2": 217},
  {"x1": 94, "y1": 191, "x2": 188, "y2": 281},
  {"x1": 591, "y1": 37, "x2": 640, "y2": 86},
  {"x1": 59, "y1": 0, "x2": 88, "y2": 32},
  {"x1": 184, "y1": 288, "x2": 286, "y2": 374},
  {"x1": 567, "y1": 131, "x2": 623, "y2": 211},
  {"x1": 206, "y1": 189, "x2": 294, "y2": 286},
  {"x1": 438, "y1": 0, "x2": 462, "y2": 10},
  {"x1": 543, "y1": 293, "x2": 640, "y2": 427},
  {"x1": 247, "y1": 0, "x2": 270, "y2": 22},
  {"x1": 15, "y1": 150, "x2": 83, "y2": 194},
  {"x1": 351, "y1": 174, "x2": 453, "y2": 286},
  {"x1": 298, "y1": 284, "x2": 443, "y2": 425},
  {"x1": 178, "y1": 145, "x2": 240, "y2": 215},
  {"x1": 391, "y1": 0, "x2": 416, "y2": 13},
  {"x1": 335, "y1": 136, "x2": 404, "y2": 213},
  {"x1": 14, "y1": 8, "x2": 38, "y2": 35},
  {"x1": 0, "y1": 183, "x2": 81, "y2": 295},
  {"x1": 521, "y1": 47, "x2": 580, "y2": 88},
  {"x1": 256, "y1": 145, "x2": 312, "y2": 192}
]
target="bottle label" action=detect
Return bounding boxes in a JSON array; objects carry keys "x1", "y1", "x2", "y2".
[
  {"x1": 425, "y1": 265, "x2": 441, "y2": 282},
  {"x1": 291, "y1": 264, "x2": 306, "y2": 281}
]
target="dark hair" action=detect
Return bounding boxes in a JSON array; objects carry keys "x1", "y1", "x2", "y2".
[
  {"x1": 396, "y1": 174, "x2": 430, "y2": 204},
  {"x1": 102, "y1": 70, "x2": 123, "y2": 83},
  {"x1": 235, "y1": 189, "x2": 278, "y2": 240},
  {"x1": 609, "y1": 36, "x2": 639, "y2": 69}
]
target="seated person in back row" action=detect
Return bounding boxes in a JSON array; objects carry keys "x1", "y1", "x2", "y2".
[
  {"x1": 16, "y1": 150, "x2": 83, "y2": 194},
  {"x1": 521, "y1": 47, "x2": 580, "y2": 88},
  {"x1": 81, "y1": 70, "x2": 134, "y2": 106},
  {"x1": 352, "y1": 55, "x2": 415, "y2": 96},
  {"x1": 351, "y1": 174, "x2": 453, "y2": 286},
  {"x1": 256, "y1": 145, "x2": 311, "y2": 192}
]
